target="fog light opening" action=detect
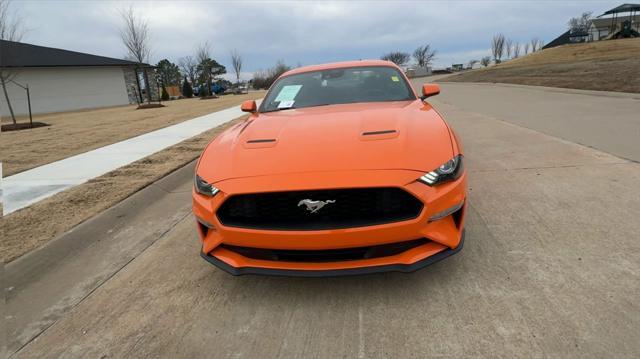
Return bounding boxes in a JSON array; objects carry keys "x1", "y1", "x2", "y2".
[
  {"x1": 428, "y1": 201, "x2": 464, "y2": 223},
  {"x1": 196, "y1": 217, "x2": 216, "y2": 237}
]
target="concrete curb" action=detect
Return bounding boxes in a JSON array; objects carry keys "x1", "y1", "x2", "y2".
[{"x1": 5, "y1": 159, "x2": 197, "y2": 355}]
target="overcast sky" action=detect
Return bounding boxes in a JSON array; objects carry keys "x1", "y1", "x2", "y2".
[{"x1": 12, "y1": 0, "x2": 622, "y2": 80}]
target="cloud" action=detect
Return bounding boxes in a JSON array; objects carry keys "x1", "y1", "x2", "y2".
[{"x1": 14, "y1": 0, "x2": 623, "y2": 74}]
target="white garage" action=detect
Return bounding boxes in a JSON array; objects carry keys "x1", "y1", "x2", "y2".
[{"x1": 0, "y1": 40, "x2": 155, "y2": 117}]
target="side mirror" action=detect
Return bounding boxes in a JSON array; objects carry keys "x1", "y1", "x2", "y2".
[
  {"x1": 421, "y1": 84, "x2": 440, "y2": 99},
  {"x1": 241, "y1": 100, "x2": 257, "y2": 113}
]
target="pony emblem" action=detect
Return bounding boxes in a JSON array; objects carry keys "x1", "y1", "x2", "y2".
[{"x1": 297, "y1": 199, "x2": 336, "y2": 213}]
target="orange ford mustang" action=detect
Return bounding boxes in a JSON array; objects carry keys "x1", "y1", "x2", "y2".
[{"x1": 193, "y1": 60, "x2": 467, "y2": 277}]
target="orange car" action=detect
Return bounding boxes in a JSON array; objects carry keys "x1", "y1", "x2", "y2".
[{"x1": 193, "y1": 60, "x2": 467, "y2": 276}]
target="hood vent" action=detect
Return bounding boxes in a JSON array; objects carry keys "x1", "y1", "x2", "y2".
[
  {"x1": 360, "y1": 129, "x2": 399, "y2": 141},
  {"x1": 244, "y1": 138, "x2": 278, "y2": 149},
  {"x1": 247, "y1": 139, "x2": 276, "y2": 144},
  {"x1": 362, "y1": 130, "x2": 397, "y2": 136}
]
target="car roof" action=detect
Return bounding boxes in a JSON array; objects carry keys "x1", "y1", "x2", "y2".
[{"x1": 281, "y1": 60, "x2": 401, "y2": 77}]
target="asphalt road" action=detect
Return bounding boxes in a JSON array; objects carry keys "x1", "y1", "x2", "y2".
[
  {"x1": 425, "y1": 81, "x2": 640, "y2": 162},
  {"x1": 6, "y1": 83, "x2": 640, "y2": 358}
]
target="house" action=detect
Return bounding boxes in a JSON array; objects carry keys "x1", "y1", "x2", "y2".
[
  {"x1": 589, "y1": 13, "x2": 640, "y2": 41},
  {"x1": 0, "y1": 40, "x2": 158, "y2": 117},
  {"x1": 544, "y1": 3, "x2": 640, "y2": 49}
]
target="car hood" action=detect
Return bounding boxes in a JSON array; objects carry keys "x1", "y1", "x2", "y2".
[{"x1": 198, "y1": 100, "x2": 454, "y2": 183}]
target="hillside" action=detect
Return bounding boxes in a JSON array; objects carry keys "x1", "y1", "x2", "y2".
[{"x1": 441, "y1": 38, "x2": 640, "y2": 93}]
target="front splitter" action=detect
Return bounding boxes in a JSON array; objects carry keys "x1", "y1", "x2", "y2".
[{"x1": 201, "y1": 231, "x2": 465, "y2": 277}]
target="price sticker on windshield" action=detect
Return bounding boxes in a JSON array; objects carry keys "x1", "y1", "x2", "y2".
[
  {"x1": 275, "y1": 85, "x2": 302, "y2": 102},
  {"x1": 278, "y1": 100, "x2": 295, "y2": 109}
]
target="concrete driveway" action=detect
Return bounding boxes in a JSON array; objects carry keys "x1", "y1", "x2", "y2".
[{"x1": 6, "y1": 83, "x2": 640, "y2": 358}]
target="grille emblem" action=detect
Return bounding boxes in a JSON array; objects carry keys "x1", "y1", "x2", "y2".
[{"x1": 298, "y1": 199, "x2": 336, "y2": 213}]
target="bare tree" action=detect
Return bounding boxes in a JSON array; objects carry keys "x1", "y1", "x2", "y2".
[
  {"x1": 230, "y1": 49, "x2": 243, "y2": 85},
  {"x1": 530, "y1": 38, "x2": 541, "y2": 52},
  {"x1": 467, "y1": 59, "x2": 478, "y2": 69},
  {"x1": 537, "y1": 39, "x2": 545, "y2": 51},
  {"x1": 0, "y1": 0, "x2": 26, "y2": 126},
  {"x1": 491, "y1": 33, "x2": 506, "y2": 63},
  {"x1": 480, "y1": 56, "x2": 491, "y2": 67},
  {"x1": 178, "y1": 56, "x2": 197, "y2": 85},
  {"x1": 381, "y1": 51, "x2": 411, "y2": 66},
  {"x1": 524, "y1": 42, "x2": 530, "y2": 55},
  {"x1": 119, "y1": 6, "x2": 152, "y2": 103},
  {"x1": 252, "y1": 60, "x2": 291, "y2": 89},
  {"x1": 513, "y1": 42, "x2": 521, "y2": 58},
  {"x1": 196, "y1": 42, "x2": 225, "y2": 96},
  {"x1": 505, "y1": 38, "x2": 513, "y2": 59},
  {"x1": 568, "y1": 11, "x2": 593, "y2": 33},
  {"x1": 412, "y1": 44, "x2": 436, "y2": 67},
  {"x1": 196, "y1": 42, "x2": 211, "y2": 95}
]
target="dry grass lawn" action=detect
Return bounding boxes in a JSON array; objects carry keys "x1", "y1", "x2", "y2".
[
  {"x1": 441, "y1": 38, "x2": 640, "y2": 93},
  {"x1": 0, "y1": 92, "x2": 264, "y2": 176},
  {"x1": 0, "y1": 117, "x2": 247, "y2": 263}
]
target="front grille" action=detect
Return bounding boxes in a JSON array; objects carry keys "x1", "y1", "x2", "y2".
[
  {"x1": 217, "y1": 187, "x2": 423, "y2": 230},
  {"x1": 222, "y1": 238, "x2": 428, "y2": 262}
]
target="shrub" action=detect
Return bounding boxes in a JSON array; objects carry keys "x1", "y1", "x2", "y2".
[{"x1": 199, "y1": 84, "x2": 210, "y2": 97}]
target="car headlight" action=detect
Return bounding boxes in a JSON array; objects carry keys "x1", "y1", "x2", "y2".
[
  {"x1": 194, "y1": 174, "x2": 220, "y2": 196},
  {"x1": 419, "y1": 155, "x2": 464, "y2": 186}
]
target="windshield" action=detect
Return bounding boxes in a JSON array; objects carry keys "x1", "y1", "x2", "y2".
[{"x1": 260, "y1": 66, "x2": 416, "y2": 112}]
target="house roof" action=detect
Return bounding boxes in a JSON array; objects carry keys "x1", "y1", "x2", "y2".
[
  {"x1": 0, "y1": 40, "x2": 151, "y2": 68},
  {"x1": 591, "y1": 14, "x2": 640, "y2": 28},
  {"x1": 542, "y1": 30, "x2": 572, "y2": 50},
  {"x1": 600, "y1": 3, "x2": 640, "y2": 16}
]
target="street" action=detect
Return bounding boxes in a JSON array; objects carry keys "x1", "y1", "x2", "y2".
[{"x1": 7, "y1": 82, "x2": 640, "y2": 358}]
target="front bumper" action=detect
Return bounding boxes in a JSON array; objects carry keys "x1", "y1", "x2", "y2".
[
  {"x1": 193, "y1": 169, "x2": 467, "y2": 277},
  {"x1": 201, "y1": 231, "x2": 464, "y2": 277}
]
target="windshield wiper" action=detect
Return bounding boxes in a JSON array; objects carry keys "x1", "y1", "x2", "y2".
[
  {"x1": 263, "y1": 103, "x2": 341, "y2": 113},
  {"x1": 262, "y1": 103, "x2": 336, "y2": 113},
  {"x1": 262, "y1": 106, "x2": 296, "y2": 113}
]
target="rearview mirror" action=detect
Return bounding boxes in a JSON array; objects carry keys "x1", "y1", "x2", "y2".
[
  {"x1": 421, "y1": 84, "x2": 440, "y2": 99},
  {"x1": 241, "y1": 100, "x2": 257, "y2": 113}
]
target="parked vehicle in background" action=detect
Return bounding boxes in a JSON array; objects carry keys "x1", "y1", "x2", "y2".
[
  {"x1": 193, "y1": 83, "x2": 227, "y2": 96},
  {"x1": 233, "y1": 84, "x2": 249, "y2": 94}
]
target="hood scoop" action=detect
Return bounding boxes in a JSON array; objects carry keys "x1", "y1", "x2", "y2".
[
  {"x1": 244, "y1": 138, "x2": 277, "y2": 149},
  {"x1": 360, "y1": 129, "x2": 399, "y2": 141}
]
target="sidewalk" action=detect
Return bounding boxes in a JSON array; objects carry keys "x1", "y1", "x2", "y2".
[{"x1": 2, "y1": 104, "x2": 250, "y2": 215}]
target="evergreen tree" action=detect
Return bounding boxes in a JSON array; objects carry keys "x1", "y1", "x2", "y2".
[
  {"x1": 161, "y1": 86, "x2": 170, "y2": 101},
  {"x1": 182, "y1": 76, "x2": 193, "y2": 98},
  {"x1": 155, "y1": 59, "x2": 181, "y2": 86}
]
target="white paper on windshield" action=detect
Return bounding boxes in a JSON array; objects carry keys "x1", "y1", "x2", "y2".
[
  {"x1": 277, "y1": 100, "x2": 295, "y2": 109},
  {"x1": 275, "y1": 85, "x2": 302, "y2": 102}
]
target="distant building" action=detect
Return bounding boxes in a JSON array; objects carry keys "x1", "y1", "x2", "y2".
[
  {"x1": 405, "y1": 66, "x2": 432, "y2": 78},
  {"x1": 0, "y1": 40, "x2": 157, "y2": 116},
  {"x1": 544, "y1": 3, "x2": 640, "y2": 50}
]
